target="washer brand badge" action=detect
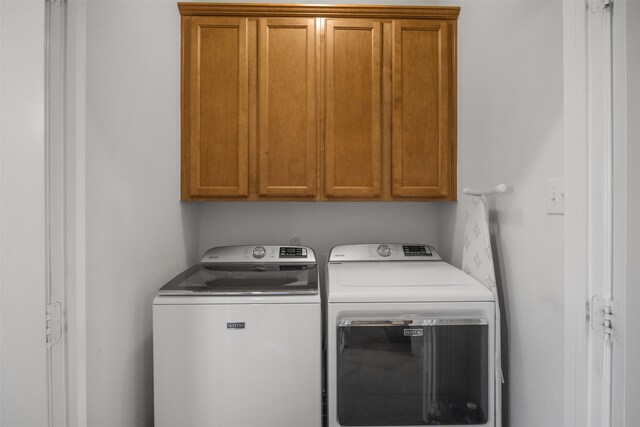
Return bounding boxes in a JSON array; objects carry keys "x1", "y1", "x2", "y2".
[
  {"x1": 227, "y1": 322, "x2": 245, "y2": 329},
  {"x1": 404, "y1": 329, "x2": 423, "y2": 337}
]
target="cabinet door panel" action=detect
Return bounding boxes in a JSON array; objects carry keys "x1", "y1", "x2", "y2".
[
  {"x1": 187, "y1": 17, "x2": 249, "y2": 197},
  {"x1": 392, "y1": 20, "x2": 451, "y2": 197},
  {"x1": 325, "y1": 20, "x2": 382, "y2": 197},
  {"x1": 258, "y1": 18, "x2": 317, "y2": 196}
]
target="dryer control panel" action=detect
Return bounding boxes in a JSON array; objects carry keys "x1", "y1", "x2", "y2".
[{"x1": 329, "y1": 244, "x2": 441, "y2": 262}]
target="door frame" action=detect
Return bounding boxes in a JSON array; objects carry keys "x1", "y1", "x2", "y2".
[
  {"x1": 45, "y1": 0, "x2": 89, "y2": 426},
  {"x1": 62, "y1": 0, "x2": 88, "y2": 426},
  {"x1": 44, "y1": 0, "x2": 90, "y2": 425},
  {"x1": 562, "y1": 1, "x2": 589, "y2": 425},
  {"x1": 563, "y1": 0, "x2": 633, "y2": 426}
]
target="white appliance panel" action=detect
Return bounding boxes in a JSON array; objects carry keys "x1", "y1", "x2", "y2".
[
  {"x1": 153, "y1": 302, "x2": 322, "y2": 427},
  {"x1": 327, "y1": 261, "x2": 494, "y2": 303}
]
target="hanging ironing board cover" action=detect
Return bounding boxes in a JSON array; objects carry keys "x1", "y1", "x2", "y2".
[
  {"x1": 462, "y1": 196, "x2": 503, "y2": 427},
  {"x1": 462, "y1": 197, "x2": 498, "y2": 296}
]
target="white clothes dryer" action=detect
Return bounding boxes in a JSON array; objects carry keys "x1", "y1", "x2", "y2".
[
  {"x1": 325, "y1": 244, "x2": 499, "y2": 427},
  {"x1": 153, "y1": 245, "x2": 322, "y2": 427}
]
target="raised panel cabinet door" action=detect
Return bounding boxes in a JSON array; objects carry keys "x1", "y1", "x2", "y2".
[
  {"x1": 392, "y1": 20, "x2": 453, "y2": 198},
  {"x1": 258, "y1": 18, "x2": 317, "y2": 196},
  {"x1": 183, "y1": 17, "x2": 249, "y2": 198},
  {"x1": 325, "y1": 19, "x2": 382, "y2": 198}
]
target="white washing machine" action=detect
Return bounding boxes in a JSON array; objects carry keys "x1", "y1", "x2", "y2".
[
  {"x1": 326, "y1": 244, "x2": 499, "y2": 427},
  {"x1": 153, "y1": 245, "x2": 322, "y2": 427}
]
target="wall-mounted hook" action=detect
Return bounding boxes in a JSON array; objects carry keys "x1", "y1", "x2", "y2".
[{"x1": 462, "y1": 184, "x2": 508, "y2": 197}]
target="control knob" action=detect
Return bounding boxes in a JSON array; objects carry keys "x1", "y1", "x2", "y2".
[
  {"x1": 377, "y1": 244, "x2": 391, "y2": 257},
  {"x1": 252, "y1": 246, "x2": 266, "y2": 259}
]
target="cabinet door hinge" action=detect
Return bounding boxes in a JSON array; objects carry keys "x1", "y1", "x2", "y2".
[
  {"x1": 46, "y1": 302, "x2": 62, "y2": 348},
  {"x1": 591, "y1": 296, "x2": 624, "y2": 345}
]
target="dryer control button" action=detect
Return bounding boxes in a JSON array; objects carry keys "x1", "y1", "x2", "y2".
[
  {"x1": 377, "y1": 244, "x2": 391, "y2": 257},
  {"x1": 252, "y1": 246, "x2": 266, "y2": 259}
]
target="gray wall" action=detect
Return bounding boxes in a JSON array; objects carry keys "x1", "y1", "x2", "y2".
[
  {"x1": 1, "y1": 2, "x2": 49, "y2": 426},
  {"x1": 85, "y1": 2, "x2": 198, "y2": 426},
  {"x1": 437, "y1": 1, "x2": 565, "y2": 425},
  {"x1": 198, "y1": 202, "x2": 439, "y2": 263},
  {"x1": 85, "y1": 1, "x2": 565, "y2": 426}
]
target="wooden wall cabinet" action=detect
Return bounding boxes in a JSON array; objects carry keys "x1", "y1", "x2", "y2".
[
  {"x1": 392, "y1": 19, "x2": 453, "y2": 198},
  {"x1": 325, "y1": 19, "x2": 382, "y2": 198},
  {"x1": 179, "y1": 4, "x2": 459, "y2": 201},
  {"x1": 258, "y1": 18, "x2": 317, "y2": 197},
  {"x1": 184, "y1": 16, "x2": 249, "y2": 198}
]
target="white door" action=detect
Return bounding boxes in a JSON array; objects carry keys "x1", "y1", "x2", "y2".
[
  {"x1": 1, "y1": 1, "x2": 70, "y2": 426},
  {"x1": 587, "y1": 2, "x2": 640, "y2": 426},
  {"x1": 563, "y1": 1, "x2": 640, "y2": 426},
  {"x1": 0, "y1": 1, "x2": 49, "y2": 426}
]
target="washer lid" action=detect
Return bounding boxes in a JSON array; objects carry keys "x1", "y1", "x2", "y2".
[
  {"x1": 326, "y1": 261, "x2": 493, "y2": 303},
  {"x1": 158, "y1": 263, "x2": 318, "y2": 296}
]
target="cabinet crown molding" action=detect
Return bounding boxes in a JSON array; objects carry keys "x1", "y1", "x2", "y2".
[{"x1": 178, "y1": 3, "x2": 460, "y2": 20}]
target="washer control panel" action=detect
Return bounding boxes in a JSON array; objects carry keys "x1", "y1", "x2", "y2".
[
  {"x1": 329, "y1": 244, "x2": 441, "y2": 262},
  {"x1": 279, "y1": 247, "x2": 308, "y2": 258},
  {"x1": 201, "y1": 245, "x2": 315, "y2": 264}
]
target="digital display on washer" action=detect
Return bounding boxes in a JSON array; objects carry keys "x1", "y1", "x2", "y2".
[
  {"x1": 279, "y1": 247, "x2": 307, "y2": 258},
  {"x1": 403, "y1": 245, "x2": 432, "y2": 256}
]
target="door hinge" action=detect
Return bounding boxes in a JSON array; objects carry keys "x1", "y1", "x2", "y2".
[
  {"x1": 46, "y1": 302, "x2": 62, "y2": 348},
  {"x1": 591, "y1": 296, "x2": 624, "y2": 345}
]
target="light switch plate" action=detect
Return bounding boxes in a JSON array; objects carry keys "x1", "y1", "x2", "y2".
[{"x1": 547, "y1": 177, "x2": 565, "y2": 215}]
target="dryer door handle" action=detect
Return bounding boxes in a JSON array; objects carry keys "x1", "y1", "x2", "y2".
[{"x1": 337, "y1": 318, "x2": 488, "y2": 327}]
